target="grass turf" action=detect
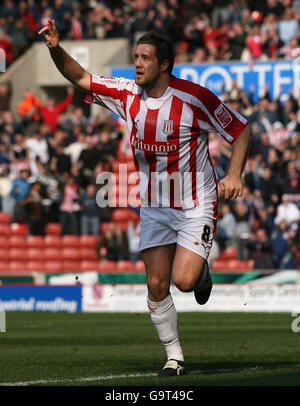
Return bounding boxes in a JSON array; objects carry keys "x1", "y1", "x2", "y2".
[{"x1": 0, "y1": 312, "x2": 299, "y2": 386}]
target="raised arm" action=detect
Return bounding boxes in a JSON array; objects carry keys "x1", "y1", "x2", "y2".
[
  {"x1": 218, "y1": 123, "x2": 251, "y2": 200},
  {"x1": 38, "y1": 20, "x2": 90, "y2": 92}
]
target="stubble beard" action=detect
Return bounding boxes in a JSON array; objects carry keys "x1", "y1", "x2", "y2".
[{"x1": 135, "y1": 69, "x2": 161, "y2": 91}]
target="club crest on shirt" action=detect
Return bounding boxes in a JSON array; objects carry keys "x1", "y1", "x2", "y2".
[
  {"x1": 214, "y1": 104, "x2": 232, "y2": 128},
  {"x1": 83, "y1": 93, "x2": 95, "y2": 104},
  {"x1": 162, "y1": 120, "x2": 174, "y2": 135}
]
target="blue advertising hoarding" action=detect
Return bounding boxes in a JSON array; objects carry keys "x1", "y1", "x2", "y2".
[
  {"x1": 0, "y1": 286, "x2": 82, "y2": 312},
  {"x1": 111, "y1": 59, "x2": 300, "y2": 103}
]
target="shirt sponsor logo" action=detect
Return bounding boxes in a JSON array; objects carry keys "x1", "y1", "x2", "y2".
[
  {"x1": 214, "y1": 104, "x2": 232, "y2": 128},
  {"x1": 130, "y1": 135, "x2": 178, "y2": 153}
]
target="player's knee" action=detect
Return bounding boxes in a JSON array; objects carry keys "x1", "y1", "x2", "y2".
[
  {"x1": 147, "y1": 274, "x2": 169, "y2": 301},
  {"x1": 173, "y1": 274, "x2": 197, "y2": 293}
]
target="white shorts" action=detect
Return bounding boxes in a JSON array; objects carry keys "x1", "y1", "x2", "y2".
[{"x1": 139, "y1": 204, "x2": 218, "y2": 260}]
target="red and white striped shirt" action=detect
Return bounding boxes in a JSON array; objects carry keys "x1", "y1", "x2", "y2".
[{"x1": 87, "y1": 74, "x2": 248, "y2": 209}]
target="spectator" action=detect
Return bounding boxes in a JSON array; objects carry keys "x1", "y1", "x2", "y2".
[
  {"x1": 280, "y1": 230, "x2": 299, "y2": 270},
  {"x1": 256, "y1": 132, "x2": 271, "y2": 164},
  {"x1": 0, "y1": 32, "x2": 13, "y2": 67},
  {"x1": 0, "y1": 166, "x2": 14, "y2": 215},
  {"x1": 233, "y1": 200, "x2": 251, "y2": 260},
  {"x1": 246, "y1": 24, "x2": 265, "y2": 60},
  {"x1": 18, "y1": 89, "x2": 41, "y2": 136},
  {"x1": 127, "y1": 220, "x2": 142, "y2": 262},
  {"x1": 191, "y1": 47, "x2": 207, "y2": 63},
  {"x1": 262, "y1": 28, "x2": 285, "y2": 59},
  {"x1": 274, "y1": 195, "x2": 300, "y2": 226},
  {"x1": 259, "y1": 166, "x2": 281, "y2": 206},
  {"x1": 98, "y1": 129, "x2": 117, "y2": 163},
  {"x1": 11, "y1": 18, "x2": 29, "y2": 59},
  {"x1": 227, "y1": 22, "x2": 247, "y2": 60},
  {"x1": 0, "y1": 141, "x2": 10, "y2": 166},
  {"x1": 271, "y1": 220, "x2": 289, "y2": 269},
  {"x1": 10, "y1": 169, "x2": 31, "y2": 222},
  {"x1": 34, "y1": 160, "x2": 61, "y2": 222},
  {"x1": 129, "y1": 0, "x2": 154, "y2": 45},
  {"x1": 63, "y1": 132, "x2": 87, "y2": 165},
  {"x1": 36, "y1": 87, "x2": 74, "y2": 132},
  {"x1": 22, "y1": 181, "x2": 44, "y2": 235},
  {"x1": 0, "y1": 73, "x2": 12, "y2": 112},
  {"x1": 78, "y1": 184, "x2": 100, "y2": 236},
  {"x1": 214, "y1": 203, "x2": 236, "y2": 249},
  {"x1": 78, "y1": 135, "x2": 101, "y2": 178},
  {"x1": 51, "y1": 143, "x2": 72, "y2": 176},
  {"x1": 246, "y1": 228, "x2": 274, "y2": 269},
  {"x1": 59, "y1": 175, "x2": 79, "y2": 236},
  {"x1": 277, "y1": 7, "x2": 299, "y2": 45},
  {"x1": 10, "y1": 133, "x2": 30, "y2": 173},
  {"x1": 26, "y1": 131, "x2": 49, "y2": 175},
  {"x1": 96, "y1": 222, "x2": 129, "y2": 261},
  {"x1": 281, "y1": 160, "x2": 300, "y2": 204}
]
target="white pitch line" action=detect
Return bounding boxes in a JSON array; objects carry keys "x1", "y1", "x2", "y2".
[
  {"x1": 1, "y1": 363, "x2": 300, "y2": 386},
  {"x1": 0, "y1": 372, "x2": 156, "y2": 386}
]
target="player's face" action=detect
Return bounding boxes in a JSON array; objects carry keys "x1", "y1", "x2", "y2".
[{"x1": 134, "y1": 44, "x2": 161, "y2": 88}]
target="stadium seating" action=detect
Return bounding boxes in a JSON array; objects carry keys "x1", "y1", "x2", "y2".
[
  {"x1": 79, "y1": 235, "x2": 99, "y2": 247},
  {"x1": 0, "y1": 212, "x2": 11, "y2": 223},
  {"x1": 0, "y1": 248, "x2": 8, "y2": 260},
  {"x1": 111, "y1": 209, "x2": 132, "y2": 222},
  {"x1": 10, "y1": 223, "x2": 28, "y2": 235},
  {"x1": 9, "y1": 235, "x2": 27, "y2": 248},
  {"x1": 62, "y1": 235, "x2": 79, "y2": 247},
  {"x1": 0, "y1": 224, "x2": 10, "y2": 235},
  {"x1": 134, "y1": 260, "x2": 146, "y2": 272},
  {"x1": 9, "y1": 260, "x2": 27, "y2": 271},
  {"x1": 9, "y1": 248, "x2": 27, "y2": 261},
  {"x1": 219, "y1": 246, "x2": 237, "y2": 260},
  {"x1": 44, "y1": 235, "x2": 62, "y2": 248},
  {"x1": 212, "y1": 258, "x2": 254, "y2": 272},
  {"x1": 0, "y1": 236, "x2": 9, "y2": 249},
  {"x1": 27, "y1": 236, "x2": 44, "y2": 248},
  {"x1": 27, "y1": 248, "x2": 44, "y2": 261},
  {"x1": 116, "y1": 260, "x2": 135, "y2": 272},
  {"x1": 62, "y1": 248, "x2": 80, "y2": 260},
  {"x1": 62, "y1": 260, "x2": 81, "y2": 272},
  {"x1": 100, "y1": 222, "x2": 110, "y2": 234},
  {"x1": 98, "y1": 260, "x2": 117, "y2": 272},
  {"x1": 44, "y1": 260, "x2": 63, "y2": 273},
  {"x1": 79, "y1": 247, "x2": 98, "y2": 261},
  {"x1": 44, "y1": 247, "x2": 61, "y2": 260},
  {"x1": 27, "y1": 260, "x2": 44, "y2": 271},
  {"x1": 45, "y1": 222, "x2": 61, "y2": 235},
  {"x1": 80, "y1": 260, "x2": 99, "y2": 271},
  {"x1": 0, "y1": 261, "x2": 9, "y2": 272}
]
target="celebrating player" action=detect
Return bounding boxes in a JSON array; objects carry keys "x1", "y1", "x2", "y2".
[{"x1": 39, "y1": 20, "x2": 251, "y2": 377}]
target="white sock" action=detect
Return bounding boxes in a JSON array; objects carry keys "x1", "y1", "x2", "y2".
[{"x1": 147, "y1": 294, "x2": 184, "y2": 362}]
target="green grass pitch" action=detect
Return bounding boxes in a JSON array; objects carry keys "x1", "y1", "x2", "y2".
[{"x1": 0, "y1": 312, "x2": 300, "y2": 386}]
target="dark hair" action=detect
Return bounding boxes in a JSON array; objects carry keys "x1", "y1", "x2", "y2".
[{"x1": 136, "y1": 31, "x2": 174, "y2": 74}]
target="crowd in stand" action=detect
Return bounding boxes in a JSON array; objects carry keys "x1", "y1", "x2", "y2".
[
  {"x1": 1, "y1": 0, "x2": 300, "y2": 64},
  {"x1": 0, "y1": 0, "x2": 300, "y2": 269}
]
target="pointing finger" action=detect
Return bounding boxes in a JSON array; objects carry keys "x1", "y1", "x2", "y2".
[
  {"x1": 48, "y1": 19, "x2": 57, "y2": 31},
  {"x1": 38, "y1": 26, "x2": 50, "y2": 35}
]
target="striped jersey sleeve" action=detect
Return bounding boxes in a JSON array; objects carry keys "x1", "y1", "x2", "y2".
[
  {"x1": 85, "y1": 74, "x2": 139, "y2": 120},
  {"x1": 171, "y1": 77, "x2": 248, "y2": 144},
  {"x1": 196, "y1": 86, "x2": 248, "y2": 144}
]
